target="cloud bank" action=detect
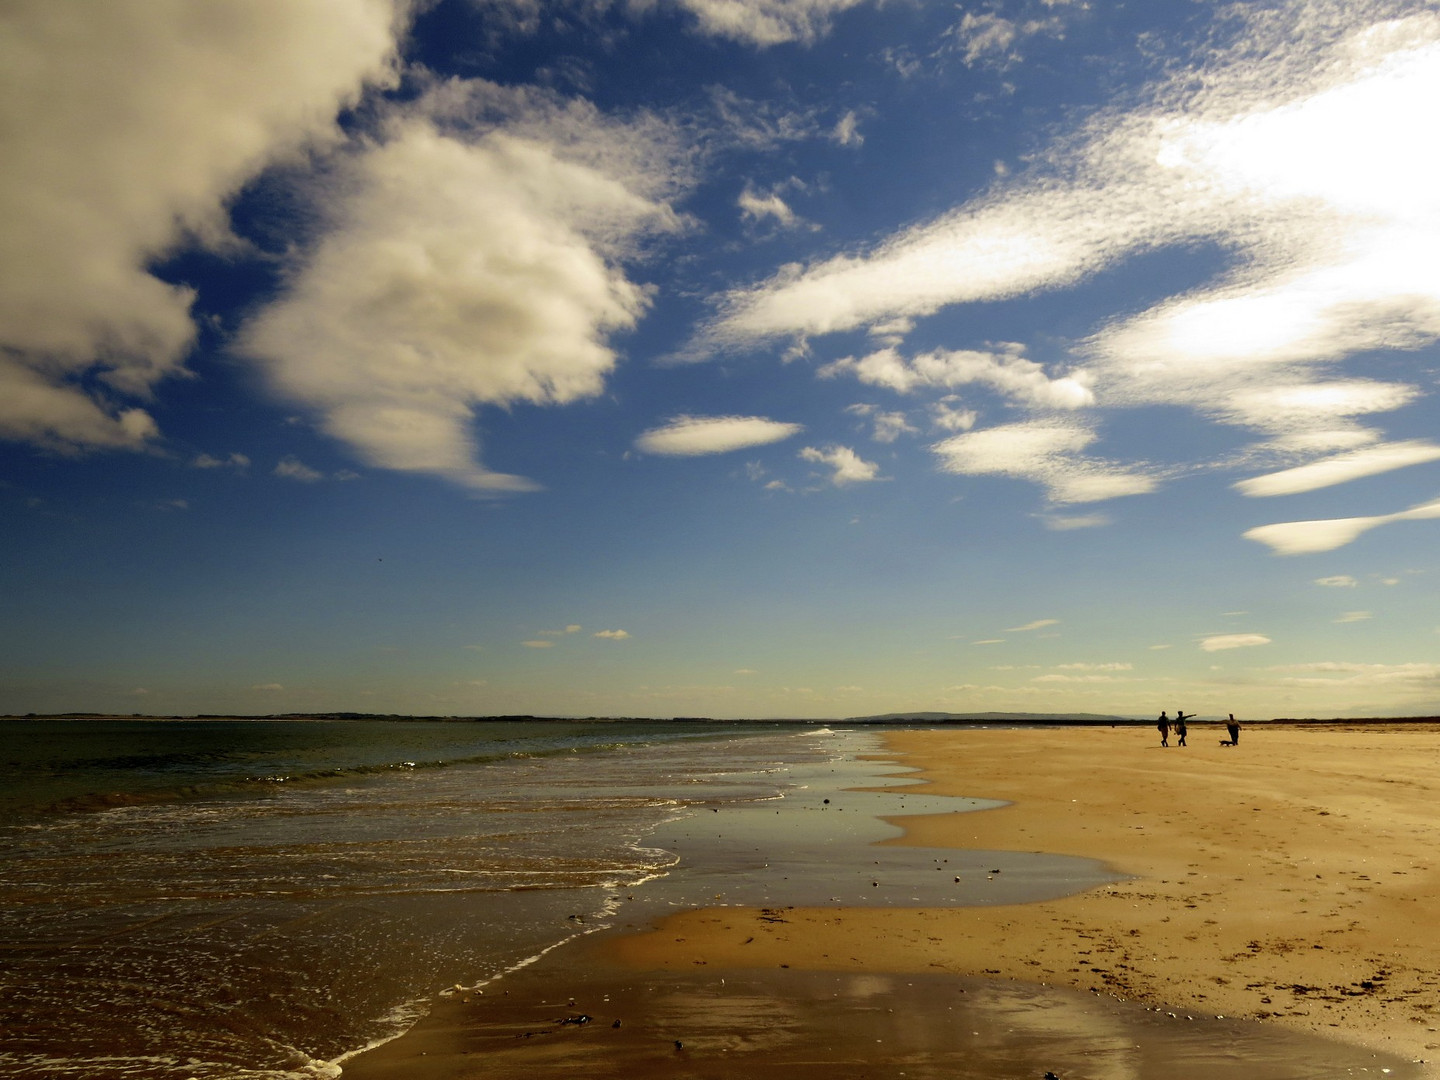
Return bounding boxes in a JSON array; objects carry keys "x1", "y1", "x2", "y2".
[
  {"x1": 691, "y1": 1, "x2": 1440, "y2": 511},
  {"x1": 0, "y1": 0, "x2": 402, "y2": 452}
]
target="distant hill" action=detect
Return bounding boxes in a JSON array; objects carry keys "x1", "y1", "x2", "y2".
[{"x1": 842, "y1": 711, "x2": 1140, "y2": 725}]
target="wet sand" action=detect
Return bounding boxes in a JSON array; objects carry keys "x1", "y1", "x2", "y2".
[{"x1": 342, "y1": 724, "x2": 1440, "y2": 1077}]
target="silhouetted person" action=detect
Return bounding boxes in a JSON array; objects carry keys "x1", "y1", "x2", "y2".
[
  {"x1": 1157, "y1": 711, "x2": 1170, "y2": 746},
  {"x1": 1174, "y1": 711, "x2": 1192, "y2": 746},
  {"x1": 1226, "y1": 714, "x2": 1240, "y2": 745}
]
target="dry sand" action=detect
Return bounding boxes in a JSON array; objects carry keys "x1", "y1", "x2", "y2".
[{"x1": 343, "y1": 724, "x2": 1440, "y2": 1076}]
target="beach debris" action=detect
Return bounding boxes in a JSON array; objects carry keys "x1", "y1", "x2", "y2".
[
  {"x1": 674, "y1": 1040, "x2": 684, "y2": 1050},
  {"x1": 612, "y1": 1019, "x2": 622, "y2": 1028},
  {"x1": 558, "y1": 1014, "x2": 592, "y2": 1025}
]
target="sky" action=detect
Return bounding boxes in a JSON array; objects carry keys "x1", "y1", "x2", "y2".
[{"x1": 3, "y1": 0, "x2": 1440, "y2": 720}]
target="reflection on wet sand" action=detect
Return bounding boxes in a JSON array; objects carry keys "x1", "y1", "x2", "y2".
[{"x1": 342, "y1": 961, "x2": 1419, "y2": 1079}]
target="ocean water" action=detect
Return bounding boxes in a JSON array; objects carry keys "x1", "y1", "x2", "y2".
[{"x1": 0, "y1": 719, "x2": 833, "y2": 1080}]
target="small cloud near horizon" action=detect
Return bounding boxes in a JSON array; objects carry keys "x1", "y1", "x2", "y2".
[
  {"x1": 1199, "y1": 633, "x2": 1272, "y2": 652},
  {"x1": 1005, "y1": 618, "x2": 1059, "y2": 632}
]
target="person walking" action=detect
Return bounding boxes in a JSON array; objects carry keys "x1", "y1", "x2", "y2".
[
  {"x1": 1174, "y1": 711, "x2": 1191, "y2": 746},
  {"x1": 1157, "y1": 711, "x2": 1170, "y2": 747},
  {"x1": 1226, "y1": 714, "x2": 1240, "y2": 745}
]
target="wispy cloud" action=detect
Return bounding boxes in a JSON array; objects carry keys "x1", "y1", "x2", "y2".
[
  {"x1": 738, "y1": 183, "x2": 803, "y2": 229},
  {"x1": 692, "y1": 3, "x2": 1440, "y2": 511},
  {"x1": 820, "y1": 345, "x2": 1093, "y2": 409},
  {"x1": 1040, "y1": 511, "x2": 1111, "y2": 530},
  {"x1": 193, "y1": 452, "x2": 251, "y2": 470},
  {"x1": 673, "y1": 0, "x2": 876, "y2": 46},
  {"x1": 274, "y1": 457, "x2": 324, "y2": 482},
  {"x1": 1234, "y1": 440, "x2": 1440, "y2": 496},
  {"x1": 1315, "y1": 575, "x2": 1358, "y2": 587},
  {"x1": 932, "y1": 420, "x2": 1157, "y2": 504},
  {"x1": 1333, "y1": 611, "x2": 1373, "y2": 623},
  {"x1": 1005, "y1": 618, "x2": 1059, "y2": 632},
  {"x1": 593, "y1": 629, "x2": 630, "y2": 639},
  {"x1": 1266, "y1": 661, "x2": 1440, "y2": 691},
  {"x1": 1199, "y1": 633, "x2": 1272, "y2": 651},
  {"x1": 1244, "y1": 496, "x2": 1440, "y2": 554},
  {"x1": 946, "y1": 11, "x2": 1068, "y2": 70},
  {"x1": 636, "y1": 415, "x2": 803, "y2": 456}
]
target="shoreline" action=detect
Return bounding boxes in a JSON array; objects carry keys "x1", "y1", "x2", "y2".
[{"x1": 342, "y1": 725, "x2": 1440, "y2": 1076}]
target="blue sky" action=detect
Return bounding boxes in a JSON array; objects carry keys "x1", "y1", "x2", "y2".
[{"x1": 3, "y1": 0, "x2": 1439, "y2": 719}]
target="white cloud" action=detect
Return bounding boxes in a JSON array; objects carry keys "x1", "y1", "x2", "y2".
[
  {"x1": 593, "y1": 629, "x2": 630, "y2": 639},
  {"x1": 947, "y1": 12, "x2": 1066, "y2": 69},
  {"x1": 738, "y1": 184, "x2": 799, "y2": 228},
  {"x1": 1199, "y1": 633, "x2": 1272, "y2": 651},
  {"x1": 1234, "y1": 439, "x2": 1440, "y2": 496},
  {"x1": 1244, "y1": 496, "x2": 1440, "y2": 554},
  {"x1": 522, "y1": 640, "x2": 555, "y2": 648},
  {"x1": 1333, "y1": 611, "x2": 1372, "y2": 623},
  {"x1": 673, "y1": 0, "x2": 874, "y2": 46},
  {"x1": 820, "y1": 345, "x2": 1095, "y2": 409},
  {"x1": 1315, "y1": 575, "x2": 1358, "y2": 587},
  {"x1": 930, "y1": 398, "x2": 978, "y2": 433},
  {"x1": 798, "y1": 444, "x2": 881, "y2": 485},
  {"x1": 636, "y1": 415, "x2": 803, "y2": 455},
  {"x1": 252, "y1": 683, "x2": 285, "y2": 692},
  {"x1": 692, "y1": 3, "x2": 1440, "y2": 506},
  {"x1": 932, "y1": 420, "x2": 1157, "y2": 504},
  {"x1": 972, "y1": 639, "x2": 1006, "y2": 645},
  {"x1": 831, "y1": 110, "x2": 863, "y2": 147},
  {"x1": 193, "y1": 452, "x2": 251, "y2": 470},
  {"x1": 1006, "y1": 619, "x2": 1059, "y2": 632},
  {"x1": 242, "y1": 83, "x2": 689, "y2": 491},
  {"x1": 1040, "y1": 511, "x2": 1110, "y2": 530},
  {"x1": 734, "y1": 668, "x2": 758, "y2": 675},
  {"x1": 846, "y1": 405, "x2": 917, "y2": 444},
  {"x1": 1056, "y1": 662, "x2": 1132, "y2": 671},
  {"x1": 538, "y1": 624, "x2": 583, "y2": 636},
  {"x1": 274, "y1": 456, "x2": 324, "y2": 482},
  {"x1": 0, "y1": 0, "x2": 401, "y2": 453},
  {"x1": 870, "y1": 411, "x2": 917, "y2": 444}
]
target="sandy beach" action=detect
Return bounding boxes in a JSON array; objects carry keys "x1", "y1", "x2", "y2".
[{"x1": 343, "y1": 724, "x2": 1440, "y2": 1077}]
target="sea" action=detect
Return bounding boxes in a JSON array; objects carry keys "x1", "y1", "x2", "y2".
[{"x1": 0, "y1": 719, "x2": 1419, "y2": 1080}]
